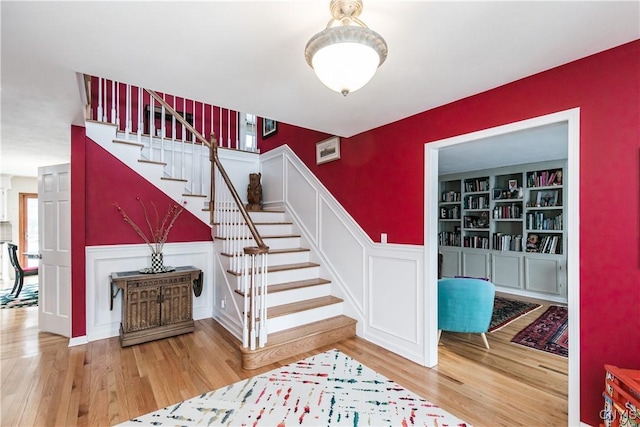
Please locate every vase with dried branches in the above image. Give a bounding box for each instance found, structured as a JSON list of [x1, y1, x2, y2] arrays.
[[115, 198, 184, 273]]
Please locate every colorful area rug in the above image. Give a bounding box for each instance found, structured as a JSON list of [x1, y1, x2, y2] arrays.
[[488, 296, 541, 332], [118, 349, 470, 426], [0, 283, 38, 309], [511, 305, 568, 357]]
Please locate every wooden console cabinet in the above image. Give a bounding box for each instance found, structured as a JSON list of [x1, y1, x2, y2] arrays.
[[110, 266, 202, 347]]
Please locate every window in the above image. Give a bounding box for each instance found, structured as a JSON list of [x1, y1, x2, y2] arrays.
[[239, 113, 257, 152]]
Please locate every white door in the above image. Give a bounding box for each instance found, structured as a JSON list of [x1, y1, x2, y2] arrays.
[[38, 164, 71, 337]]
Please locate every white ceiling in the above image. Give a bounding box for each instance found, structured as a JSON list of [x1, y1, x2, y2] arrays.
[[1, 1, 638, 178]]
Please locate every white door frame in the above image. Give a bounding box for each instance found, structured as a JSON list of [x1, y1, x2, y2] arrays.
[[423, 108, 580, 425]]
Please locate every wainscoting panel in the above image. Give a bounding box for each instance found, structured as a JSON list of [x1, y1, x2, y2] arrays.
[[260, 146, 429, 366], [85, 241, 214, 343], [286, 161, 319, 243], [319, 197, 366, 313], [218, 148, 261, 205], [365, 250, 425, 364], [260, 153, 284, 205]]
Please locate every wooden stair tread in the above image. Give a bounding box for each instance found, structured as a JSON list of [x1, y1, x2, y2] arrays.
[[268, 262, 319, 273], [227, 261, 319, 277], [234, 278, 331, 297], [113, 139, 144, 148], [183, 193, 207, 198], [216, 234, 300, 241], [160, 177, 188, 182], [221, 247, 310, 258], [213, 221, 293, 226], [138, 159, 167, 166], [243, 315, 355, 351], [268, 248, 310, 254], [268, 295, 342, 319]]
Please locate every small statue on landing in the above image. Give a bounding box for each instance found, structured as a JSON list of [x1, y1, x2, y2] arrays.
[[246, 172, 263, 211]]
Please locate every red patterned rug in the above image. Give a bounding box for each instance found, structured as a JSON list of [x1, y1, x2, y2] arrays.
[[511, 305, 568, 357], [489, 296, 541, 332]]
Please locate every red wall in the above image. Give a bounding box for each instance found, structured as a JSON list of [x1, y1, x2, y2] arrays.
[[70, 129, 212, 336], [261, 40, 640, 425]]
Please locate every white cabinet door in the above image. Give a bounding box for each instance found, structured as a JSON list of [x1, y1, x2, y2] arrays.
[[524, 255, 564, 296], [491, 252, 523, 289], [462, 250, 490, 278], [440, 248, 461, 278]]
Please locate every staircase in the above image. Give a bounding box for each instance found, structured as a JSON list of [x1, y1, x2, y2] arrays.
[[217, 209, 356, 370], [85, 117, 356, 371]]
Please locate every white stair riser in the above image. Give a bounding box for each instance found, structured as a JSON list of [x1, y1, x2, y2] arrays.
[[256, 223, 293, 236], [267, 302, 344, 334], [248, 211, 286, 222], [218, 251, 310, 271], [229, 266, 320, 287], [215, 223, 292, 238], [266, 283, 331, 307], [262, 237, 301, 250], [214, 236, 301, 251], [264, 267, 321, 286], [265, 251, 310, 266]]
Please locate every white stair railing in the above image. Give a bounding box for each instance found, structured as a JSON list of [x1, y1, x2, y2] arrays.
[[214, 167, 269, 349], [86, 76, 259, 198]]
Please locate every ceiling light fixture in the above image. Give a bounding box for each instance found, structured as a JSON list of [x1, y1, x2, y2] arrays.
[[305, 0, 388, 97]]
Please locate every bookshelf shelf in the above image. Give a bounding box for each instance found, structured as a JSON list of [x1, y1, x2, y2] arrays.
[[438, 160, 567, 301]]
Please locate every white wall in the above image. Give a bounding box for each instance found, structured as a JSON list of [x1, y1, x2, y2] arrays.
[[260, 146, 429, 366], [84, 241, 214, 343]]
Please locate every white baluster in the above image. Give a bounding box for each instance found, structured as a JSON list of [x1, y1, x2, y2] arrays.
[[111, 80, 116, 125], [115, 82, 120, 129], [125, 84, 131, 137], [236, 111, 239, 150], [97, 77, 103, 122], [137, 87, 143, 142], [171, 96, 176, 177]]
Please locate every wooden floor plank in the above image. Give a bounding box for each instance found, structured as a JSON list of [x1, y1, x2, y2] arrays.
[[0, 296, 567, 426]]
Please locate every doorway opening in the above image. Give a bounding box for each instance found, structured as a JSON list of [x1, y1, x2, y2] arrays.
[[424, 108, 580, 425], [19, 192, 38, 268]]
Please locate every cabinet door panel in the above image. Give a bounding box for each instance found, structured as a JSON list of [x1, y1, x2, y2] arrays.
[[161, 280, 193, 326], [491, 252, 523, 289], [462, 251, 489, 278], [440, 248, 461, 278], [126, 286, 161, 332], [524, 256, 562, 295]]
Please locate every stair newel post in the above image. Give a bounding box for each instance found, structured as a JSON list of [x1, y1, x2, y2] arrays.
[[259, 251, 268, 347], [245, 246, 269, 350], [242, 251, 249, 348]]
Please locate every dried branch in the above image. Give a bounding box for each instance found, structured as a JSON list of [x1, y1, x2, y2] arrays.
[[114, 198, 184, 253]]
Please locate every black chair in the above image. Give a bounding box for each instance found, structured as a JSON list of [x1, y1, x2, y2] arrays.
[[7, 243, 38, 297]]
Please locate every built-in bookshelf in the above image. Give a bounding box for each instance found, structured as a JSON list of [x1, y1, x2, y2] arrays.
[[438, 160, 567, 301]]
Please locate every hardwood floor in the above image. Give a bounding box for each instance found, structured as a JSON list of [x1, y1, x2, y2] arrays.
[[1, 295, 567, 426]]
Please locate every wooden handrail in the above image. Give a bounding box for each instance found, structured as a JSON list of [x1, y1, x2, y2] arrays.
[[146, 89, 268, 252]]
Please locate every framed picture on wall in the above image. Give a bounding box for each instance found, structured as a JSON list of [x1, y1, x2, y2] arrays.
[[262, 118, 277, 138], [316, 136, 341, 164]]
